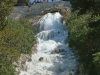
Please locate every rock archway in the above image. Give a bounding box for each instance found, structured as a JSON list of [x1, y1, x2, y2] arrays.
[[29, 4, 71, 24], [32, 4, 71, 34], [9, 2, 71, 22], [41, 4, 71, 21]]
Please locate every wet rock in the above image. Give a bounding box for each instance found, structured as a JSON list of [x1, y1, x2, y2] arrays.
[[13, 62, 20, 67], [32, 39, 38, 54], [59, 68, 63, 72], [28, 58, 32, 62], [32, 43, 38, 54], [69, 72, 72, 75], [13, 54, 31, 74], [32, 22, 40, 34], [51, 49, 66, 54], [39, 57, 44, 61], [20, 64, 26, 71]]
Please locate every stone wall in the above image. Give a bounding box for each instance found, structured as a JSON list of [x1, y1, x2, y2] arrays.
[[9, 1, 71, 21]]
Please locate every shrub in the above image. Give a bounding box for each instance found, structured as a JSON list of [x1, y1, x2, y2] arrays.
[[67, 11, 100, 75], [0, 0, 17, 30], [93, 52, 100, 75], [7, 19, 35, 54], [0, 18, 35, 75], [71, 0, 100, 15], [67, 0, 100, 74], [0, 45, 19, 75]]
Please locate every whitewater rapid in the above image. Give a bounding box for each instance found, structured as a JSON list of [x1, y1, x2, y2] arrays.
[[19, 12, 78, 75]]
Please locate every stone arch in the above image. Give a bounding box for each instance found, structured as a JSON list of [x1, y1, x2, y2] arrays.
[[32, 6, 71, 34], [40, 5, 71, 21]]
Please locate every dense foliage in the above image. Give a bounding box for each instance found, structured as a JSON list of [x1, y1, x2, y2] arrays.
[[0, 0, 35, 75], [17, 0, 30, 3], [0, 19, 35, 75], [67, 0, 100, 75], [71, 0, 100, 15], [0, 0, 17, 30]]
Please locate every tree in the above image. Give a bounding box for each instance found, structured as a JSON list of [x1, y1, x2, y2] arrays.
[[67, 0, 100, 75], [71, 0, 100, 15], [0, 0, 17, 30]]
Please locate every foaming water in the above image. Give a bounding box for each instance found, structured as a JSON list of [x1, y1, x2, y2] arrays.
[[19, 12, 78, 75]]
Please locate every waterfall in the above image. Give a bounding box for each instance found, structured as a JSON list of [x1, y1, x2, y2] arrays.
[[19, 12, 78, 75]]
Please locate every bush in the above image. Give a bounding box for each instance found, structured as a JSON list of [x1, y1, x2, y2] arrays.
[[0, 46, 19, 75], [0, 18, 35, 75], [7, 19, 35, 54], [93, 52, 100, 75], [67, 0, 100, 75], [71, 0, 100, 15], [67, 11, 100, 75], [0, 0, 17, 30]]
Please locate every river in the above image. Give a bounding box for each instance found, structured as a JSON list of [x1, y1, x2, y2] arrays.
[[19, 12, 78, 75]]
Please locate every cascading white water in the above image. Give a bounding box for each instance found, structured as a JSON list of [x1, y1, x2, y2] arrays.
[[19, 12, 78, 75]]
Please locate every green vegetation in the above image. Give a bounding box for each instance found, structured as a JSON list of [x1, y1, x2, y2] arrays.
[[67, 0, 100, 75], [71, 0, 100, 15], [0, 0, 17, 30], [0, 19, 35, 75], [7, 19, 35, 54], [0, 0, 35, 75]]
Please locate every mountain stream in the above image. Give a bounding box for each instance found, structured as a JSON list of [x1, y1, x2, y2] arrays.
[[19, 12, 78, 75]]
